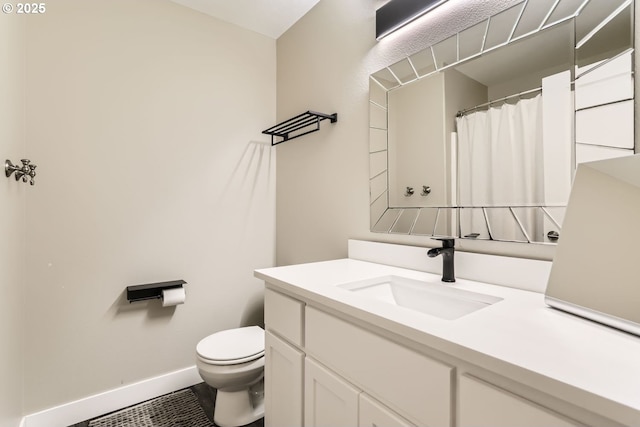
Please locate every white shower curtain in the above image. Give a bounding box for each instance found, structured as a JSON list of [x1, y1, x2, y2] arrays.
[[456, 94, 544, 240]]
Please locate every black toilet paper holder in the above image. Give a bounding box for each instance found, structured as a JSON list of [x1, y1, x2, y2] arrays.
[[126, 280, 186, 303]]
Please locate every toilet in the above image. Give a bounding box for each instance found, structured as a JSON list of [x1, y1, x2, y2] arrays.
[[196, 326, 265, 427]]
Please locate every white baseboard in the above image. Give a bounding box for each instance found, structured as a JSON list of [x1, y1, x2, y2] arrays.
[[22, 366, 201, 427]]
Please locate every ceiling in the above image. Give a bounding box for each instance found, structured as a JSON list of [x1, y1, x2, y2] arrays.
[[169, 0, 321, 39]]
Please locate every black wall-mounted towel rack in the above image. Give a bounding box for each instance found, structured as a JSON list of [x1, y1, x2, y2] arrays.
[[262, 111, 338, 145]]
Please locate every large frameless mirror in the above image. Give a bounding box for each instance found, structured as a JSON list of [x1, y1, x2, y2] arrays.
[[369, 0, 635, 245]]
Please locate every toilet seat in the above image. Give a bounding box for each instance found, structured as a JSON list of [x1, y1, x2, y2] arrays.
[[197, 326, 264, 366]]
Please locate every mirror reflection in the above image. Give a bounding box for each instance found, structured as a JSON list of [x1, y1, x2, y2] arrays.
[[369, 0, 635, 244]]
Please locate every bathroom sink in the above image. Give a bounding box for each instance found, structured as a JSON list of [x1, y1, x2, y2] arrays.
[[338, 275, 502, 320]]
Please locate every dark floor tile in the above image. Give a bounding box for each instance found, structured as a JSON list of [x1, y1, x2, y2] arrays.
[[66, 382, 263, 427], [191, 382, 217, 424], [246, 417, 265, 427]]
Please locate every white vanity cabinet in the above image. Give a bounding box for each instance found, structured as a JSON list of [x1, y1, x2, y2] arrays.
[[263, 285, 622, 427], [257, 246, 640, 426], [458, 375, 581, 427], [264, 288, 420, 427]]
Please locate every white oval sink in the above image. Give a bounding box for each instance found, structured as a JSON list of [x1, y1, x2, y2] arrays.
[[338, 275, 502, 320]]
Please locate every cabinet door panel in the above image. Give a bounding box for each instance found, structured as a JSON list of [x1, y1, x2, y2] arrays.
[[305, 358, 359, 427], [459, 375, 581, 427], [360, 393, 416, 427], [265, 331, 304, 427]]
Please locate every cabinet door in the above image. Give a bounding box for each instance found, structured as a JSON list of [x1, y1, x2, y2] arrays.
[[265, 331, 304, 427], [458, 375, 581, 427], [359, 393, 416, 427], [305, 358, 359, 427], [306, 306, 452, 427]]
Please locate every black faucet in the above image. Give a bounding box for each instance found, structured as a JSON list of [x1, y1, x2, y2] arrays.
[[427, 238, 455, 283]]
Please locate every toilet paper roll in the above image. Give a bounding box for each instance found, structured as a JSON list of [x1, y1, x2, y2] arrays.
[[162, 287, 186, 307]]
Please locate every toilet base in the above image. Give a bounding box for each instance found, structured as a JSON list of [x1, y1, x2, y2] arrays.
[[214, 380, 265, 427]]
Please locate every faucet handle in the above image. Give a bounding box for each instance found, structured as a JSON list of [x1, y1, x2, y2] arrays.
[[28, 163, 36, 185], [432, 237, 455, 248]]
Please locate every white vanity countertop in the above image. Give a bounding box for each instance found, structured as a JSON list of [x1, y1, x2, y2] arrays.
[[255, 258, 640, 424]]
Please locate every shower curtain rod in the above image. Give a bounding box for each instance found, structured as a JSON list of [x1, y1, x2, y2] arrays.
[[456, 86, 542, 118]]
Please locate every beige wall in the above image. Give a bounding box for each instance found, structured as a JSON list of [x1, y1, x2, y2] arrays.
[[388, 73, 446, 208], [274, 0, 561, 266], [0, 12, 26, 427], [23, 0, 275, 412]]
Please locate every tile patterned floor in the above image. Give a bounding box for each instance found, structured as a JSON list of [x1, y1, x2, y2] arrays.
[[67, 383, 264, 427]]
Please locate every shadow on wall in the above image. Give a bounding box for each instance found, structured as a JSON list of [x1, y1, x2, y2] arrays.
[[241, 296, 265, 329], [227, 140, 271, 329], [222, 140, 272, 191], [218, 140, 274, 237]]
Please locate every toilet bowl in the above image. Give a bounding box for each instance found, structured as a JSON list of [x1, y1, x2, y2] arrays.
[[196, 326, 265, 427]]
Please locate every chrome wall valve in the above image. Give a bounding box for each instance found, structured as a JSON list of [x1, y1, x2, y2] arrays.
[[5, 159, 37, 185]]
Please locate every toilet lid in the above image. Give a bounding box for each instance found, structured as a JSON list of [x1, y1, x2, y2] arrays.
[[196, 326, 264, 362]]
